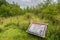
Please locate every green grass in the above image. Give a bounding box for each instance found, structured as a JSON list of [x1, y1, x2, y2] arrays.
[[0, 15, 60, 40], [0, 23, 42, 40]]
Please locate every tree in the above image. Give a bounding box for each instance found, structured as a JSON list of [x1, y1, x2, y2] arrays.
[[58, 0, 60, 3], [0, 0, 7, 5]]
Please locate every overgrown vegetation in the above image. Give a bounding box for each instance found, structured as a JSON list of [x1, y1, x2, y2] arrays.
[[0, 0, 60, 40]]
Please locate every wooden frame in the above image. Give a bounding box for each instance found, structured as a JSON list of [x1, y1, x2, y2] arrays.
[[26, 22, 48, 38]]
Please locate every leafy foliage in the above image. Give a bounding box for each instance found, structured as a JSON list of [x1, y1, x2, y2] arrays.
[[0, 0, 7, 5]]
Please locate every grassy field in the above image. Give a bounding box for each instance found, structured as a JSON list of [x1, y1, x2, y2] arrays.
[[0, 14, 60, 40]]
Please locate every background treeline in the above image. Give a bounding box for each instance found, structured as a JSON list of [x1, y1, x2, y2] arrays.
[[0, 0, 59, 15], [0, 0, 60, 17]]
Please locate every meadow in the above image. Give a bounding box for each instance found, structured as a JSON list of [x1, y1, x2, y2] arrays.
[[0, 0, 60, 40], [0, 14, 60, 40]]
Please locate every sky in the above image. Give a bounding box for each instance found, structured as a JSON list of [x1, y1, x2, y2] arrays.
[[6, 0, 57, 8]]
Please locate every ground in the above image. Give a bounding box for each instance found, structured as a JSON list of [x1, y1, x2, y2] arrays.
[[0, 14, 60, 40]]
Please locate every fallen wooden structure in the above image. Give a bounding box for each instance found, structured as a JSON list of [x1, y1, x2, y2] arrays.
[[26, 22, 48, 38]]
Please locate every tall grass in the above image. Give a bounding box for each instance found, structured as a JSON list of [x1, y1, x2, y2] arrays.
[[0, 14, 60, 40]]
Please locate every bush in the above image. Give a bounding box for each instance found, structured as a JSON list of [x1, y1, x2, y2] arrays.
[[0, 28, 3, 33]]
